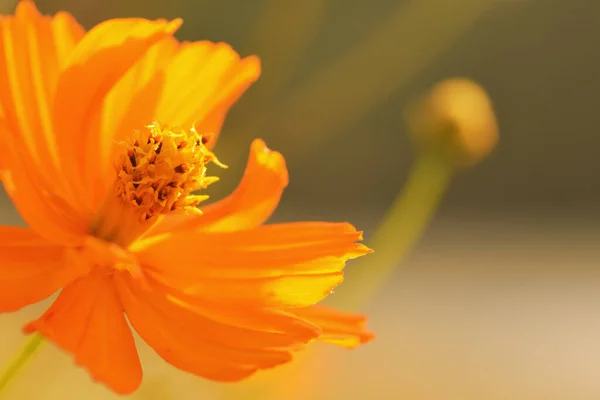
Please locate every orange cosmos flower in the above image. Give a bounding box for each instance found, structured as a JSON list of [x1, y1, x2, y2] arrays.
[[0, 0, 374, 394]]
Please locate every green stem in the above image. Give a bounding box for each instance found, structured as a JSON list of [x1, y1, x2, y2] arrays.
[[0, 334, 44, 396], [329, 147, 455, 310]]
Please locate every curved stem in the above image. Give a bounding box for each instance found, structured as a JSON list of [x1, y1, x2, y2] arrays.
[[0, 334, 44, 396], [330, 147, 455, 310]]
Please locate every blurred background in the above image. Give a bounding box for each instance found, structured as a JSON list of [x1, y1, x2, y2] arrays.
[[1, 0, 599, 398]]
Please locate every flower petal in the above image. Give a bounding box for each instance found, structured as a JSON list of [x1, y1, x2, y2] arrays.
[[154, 41, 261, 149], [292, 305, 375, 349], [0, 1, 84, 183], [187, 138, 287, 231], [0, 122, 86, 244], [24, 272, 142, 394], [0, 1, 87, 243], [148, 138, 288, 236], [116, 273, 317, 382], [53, 17, 181, 211], [137, 222, 372, 308], [90, 38, 179, 208], [0, 226, 81, 312]]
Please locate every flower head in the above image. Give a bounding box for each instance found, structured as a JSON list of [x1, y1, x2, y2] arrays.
[[0, 0, 373, 394]]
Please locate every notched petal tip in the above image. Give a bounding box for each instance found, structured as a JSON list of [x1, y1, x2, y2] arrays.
[[22, 321, 35, 334], [239, 54, 262, 82], [15, 0, 40, 17], [165, 18, 183, 34], [292, 305, 375, 350], [352, 243, 374, 256], [250, 138, 289, 186]]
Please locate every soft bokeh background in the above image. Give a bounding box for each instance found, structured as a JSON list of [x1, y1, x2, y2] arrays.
[[1, 0, 599, 399]]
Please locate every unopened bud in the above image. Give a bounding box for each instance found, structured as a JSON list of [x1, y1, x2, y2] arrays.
[[406, 78, 499, 166]]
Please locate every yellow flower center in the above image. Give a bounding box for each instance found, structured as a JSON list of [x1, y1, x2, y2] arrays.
[[89, 123, 224, 248], [115, 122, 224, 221]]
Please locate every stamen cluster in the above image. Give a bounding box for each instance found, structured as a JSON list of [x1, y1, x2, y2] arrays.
[[115, 123, 224, 221]]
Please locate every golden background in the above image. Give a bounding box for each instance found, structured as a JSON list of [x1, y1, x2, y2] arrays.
[[0, 0, 599, 398]]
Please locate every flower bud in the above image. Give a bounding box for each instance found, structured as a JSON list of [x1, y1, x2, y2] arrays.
[[406, 78, 499, 166]]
